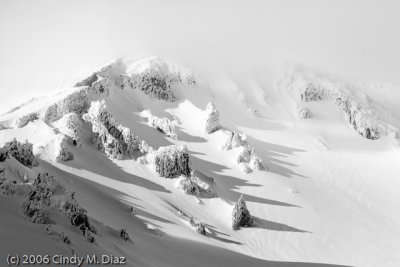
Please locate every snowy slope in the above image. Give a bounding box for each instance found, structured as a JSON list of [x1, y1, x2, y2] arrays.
[[0, 57, 399, 267]]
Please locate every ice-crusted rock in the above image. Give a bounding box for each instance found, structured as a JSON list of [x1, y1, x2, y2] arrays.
[[141, 110, 177, 139], [149, 145, 192, 178], [13, 112, 38, 128], [298, 106, 312, 119], [204, 101, 220, 134], [223, 131, 267, 173], [0, 138, 35, 167], [83, 101, 141, 159], [232, 194, 254, 230], [121, 57, 180, 102]]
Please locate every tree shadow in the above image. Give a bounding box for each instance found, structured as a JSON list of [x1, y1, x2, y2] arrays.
[[37, 160, 175, 230], [61, 144, 170, 193], [252, 216, 311, 233], [190, 155, 300, 208], [176, 126, 207, 143], [244, 134, 308, 179]]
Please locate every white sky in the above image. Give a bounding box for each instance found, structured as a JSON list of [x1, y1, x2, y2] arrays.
[[1, 0, 399, 112]]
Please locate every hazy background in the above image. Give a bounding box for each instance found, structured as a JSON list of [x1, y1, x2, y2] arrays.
[[1, 0, 399, 113]]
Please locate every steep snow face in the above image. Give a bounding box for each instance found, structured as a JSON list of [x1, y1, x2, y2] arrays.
[[1, 57, 400, 267]]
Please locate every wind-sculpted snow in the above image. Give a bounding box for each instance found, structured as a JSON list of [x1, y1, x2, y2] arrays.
[[83, 100, 142, 159], [203, 101, 220, 134], [141, 110, 178, 139], [222, 131, 266, 173]]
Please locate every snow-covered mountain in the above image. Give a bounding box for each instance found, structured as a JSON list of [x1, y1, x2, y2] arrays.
[[1, 56, 399, 267]]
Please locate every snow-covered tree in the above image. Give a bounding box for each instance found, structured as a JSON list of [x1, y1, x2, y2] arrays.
[[232, 194, 254, 230], [204, 101, 220, 134]]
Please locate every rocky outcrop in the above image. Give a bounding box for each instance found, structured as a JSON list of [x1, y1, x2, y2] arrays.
[[297, 106, 312, 119], [141, 110, 177, 139], [203, 101, 220, 134], [150, 145, 192, 178], [13, 112, 38, 128], [222, 131, 266, 173], [232, 194, 254, 230], [83, 101, 142, 159]]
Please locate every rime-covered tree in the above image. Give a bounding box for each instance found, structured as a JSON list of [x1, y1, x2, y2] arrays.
[[232, 194, 254, 230]]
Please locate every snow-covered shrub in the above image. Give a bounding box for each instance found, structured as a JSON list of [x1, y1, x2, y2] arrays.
[[333, 94, 383, 140], [249, 155, 266, 171], [222, 132, 267, 173], [44, 91, 89, 122], [120, 229, 131, 242], [150, 145, 192, 178], [121, 58, 179, 101], [297, 106, 312, 119], [203, 101, 220, 134], [177, 174, 211, 195], [295, 75, 385, 140], [141, 110, 177, 139], [0, 138, 35, 167], [300, 83, 323, 102], [222, 131, 247, 150], [232, 194, 254, 230], [53, 113, 84, 147], [55, 135, 73, 162], [189, 217, 206, 236], [13, 112, 38, 128], [22, 173, 60, 224]]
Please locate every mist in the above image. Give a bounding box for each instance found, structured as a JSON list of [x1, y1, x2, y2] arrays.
[[1, 0, 399, 113]]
